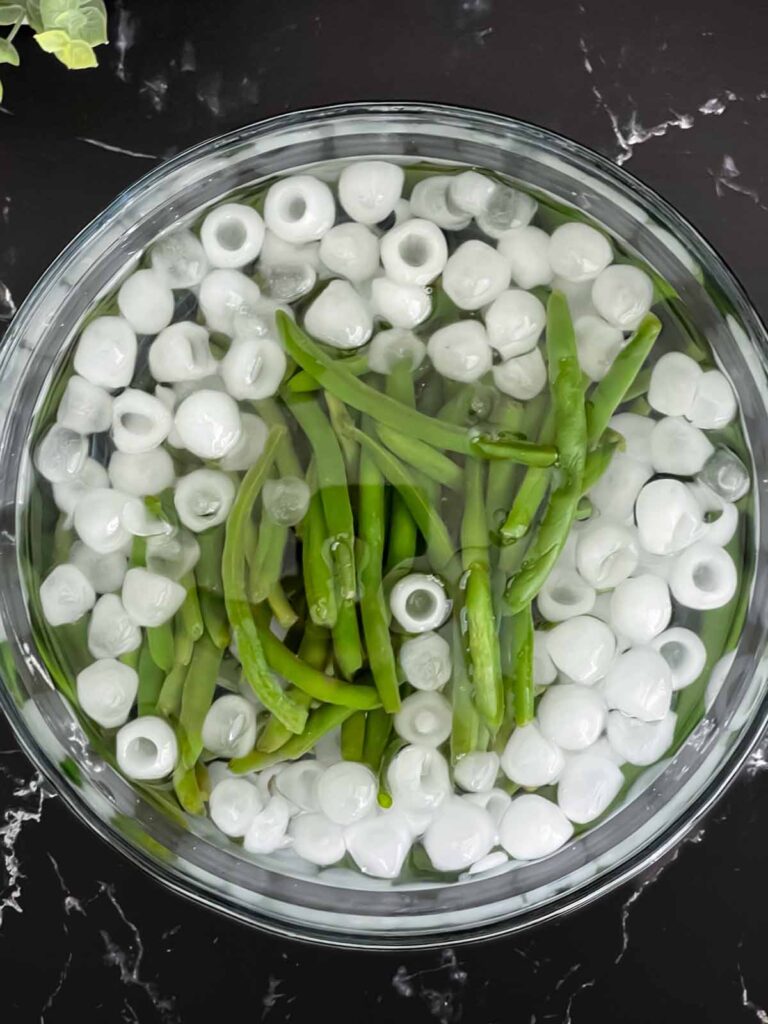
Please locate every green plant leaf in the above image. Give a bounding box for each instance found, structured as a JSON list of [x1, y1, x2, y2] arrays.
[[52, 7, 85, 36], [0, 4, 23, 25], [24, 0, 44, 31], [34, 27, 69, 52], [0, 37, 20, 65], [75, 4, 106, 45], [55, 37, 96, 68], [40, 0, 80, 30]]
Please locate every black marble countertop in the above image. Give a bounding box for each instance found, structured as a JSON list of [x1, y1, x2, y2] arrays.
[[2, 1, 768, 1020]]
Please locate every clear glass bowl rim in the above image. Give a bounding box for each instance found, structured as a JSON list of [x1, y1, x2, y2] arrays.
[[0, 101, 766, 949]]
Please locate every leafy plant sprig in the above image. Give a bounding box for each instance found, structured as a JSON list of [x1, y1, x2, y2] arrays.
[[0, 0, 108, 102]]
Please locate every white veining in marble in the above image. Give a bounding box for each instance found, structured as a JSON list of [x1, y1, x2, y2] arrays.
[[0, 764, 50, 928], [76, 137, 159, 161], [711, 154, 766, 208], [738, 962, 768, 1023], [392, 949, 468, 1023]]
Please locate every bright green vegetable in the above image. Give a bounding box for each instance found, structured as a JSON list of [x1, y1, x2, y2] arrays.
[[362, 708, 393, 772], [302, 463, 339, 628], [341, 711, 367, 761], [376, 423, 463, 490], [222, 425, 308, 734], [146, 620, 175, 674], [196, 526, 230, 650], [384, 364, 418, 573], [511, 606, 535, 726], [450, 618, 481, 762], [155, 662, 187, 721], [137, 640, 165, 717], [505, 292, 588, 613], [358, 424, 401, 713], [229, 703, 355, 774], [288, 353, 368, 393], [586, 313, 662, 445], [278, 313, 555, 462], [486, 399, 525, 532], [178, 634, 222, 769], [249, 515, 288, 604], [500, 408, 555, 544], [461, 458, 503, 732]]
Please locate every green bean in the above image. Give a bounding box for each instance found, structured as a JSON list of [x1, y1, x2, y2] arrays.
[[622, 366, 652, 403], [581, 429, 624, 493], [325, 391, 360, 477], [176, 574, 204, 658], [288, 353, 369, 393], [252, 397, 302, 478], [196, 526, 230, 650], [486, 399, 525, 532], [302, 463, 338, 628], [256, 623, 326, 753], [450, 617, 481, 762], [376, 736, 408, 808], [362, 708, 393, 772], [511, 606, 535, 726], [332, 596, 364, 681], [254, 608, 380, 709], [298, 620, 331, 670], [119, 646, 141, 671], [341, 711, 367, 761], [147, 621, 175, 674], [500, 408, 555, 544], [249, 515, 288, 604], [222, 425, 308, 734], [173, 762, 205, 816], [358, 424, 401, 712], [375, 424, 463, 490], [284, 392, 357, 601], [470, 432, 557, 466], [586, 313, 662, 445], [137, 640, 165, 716], [229, 703, 355, 774], [178, 634, 222, 769], [129, 534, 147, 569], [385, 364, 418, 573], [155, 662, 187, 720], [461, 458, 504, 732], [505, 292, 588, 614], [267, 583, 298, 630], [344, 425, 458, 578], [278, 311, 549, 458]]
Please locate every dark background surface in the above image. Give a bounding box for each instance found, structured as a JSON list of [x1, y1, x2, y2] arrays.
[[2, 1, 768, 1021]]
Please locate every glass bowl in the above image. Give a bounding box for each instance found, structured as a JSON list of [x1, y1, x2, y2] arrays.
[[0, 102, 766, 950]]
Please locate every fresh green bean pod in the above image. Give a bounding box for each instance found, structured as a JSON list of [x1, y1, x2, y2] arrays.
[[229, 703, 355, 774], [362, 708, 393, 772], [375, 424, 463, 490], [302, 463, 339, 628], [222, 425, 308, 734], [341, 712, 367, 761], [358, 424, 401, 713], [586, 313, 662, 445], [178, 633, 223, 769], [137, 640, 165, 716], [505, 292, 588, 614]]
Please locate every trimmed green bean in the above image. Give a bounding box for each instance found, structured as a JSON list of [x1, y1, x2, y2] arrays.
[[358, 425, 401, 712], [450, 617, 481, 762], [249, 515, 288, 604], [137, 640, 165, 716], [586, 313, 662, 445], [222, 425, 308, 734], [298, 620, 331, 670], [511, 606, 535, 726], [332, 596, 364, 681], [173, 762, 205, 816], [500, 408, 555, 544], [147, 620, 175, 674], [486, 399, 525, 532], [325, 391, 360, 477], [267, 582, 298, 630], [581, 429, 624, 493], [362, 708, 393, 772], [254, 608, 380, 709], [302, 463, 338, 628], [284, 392, 357, 601], [344, 425, 458, 578], [288, 353, 369, 393], [229, 703, 355, 774], [375, 424, 463, 490], [461, 458, 503, 732], [196, 526, 230, 650], [384, 364, 418, 573], [278, 312, 553, 459], [505, 291, 588, 614], [155, 662, 187, 720], [178, 633, 222, 769], [341, 711, 367, 761]]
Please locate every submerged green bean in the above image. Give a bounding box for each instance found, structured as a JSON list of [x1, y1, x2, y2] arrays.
[[376, 424, 463, 490], [505, 292, 587, 613], [586, 313, 662, 445], [384, 364, 418, 573], [461, 458, 503, 732], [278, 312, 555, 461], [137, 640, 165, 717], [302, 463, 338, 628], [288, 353, 369, 393], [222, 425, 308, 734], [358, 425, 401, 713], [362, 708, 393, 772], [178, 634, 222, 769], [249, 514, 288, 604], [341, 711, 367, 761], [229, 703, 355, 774]]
